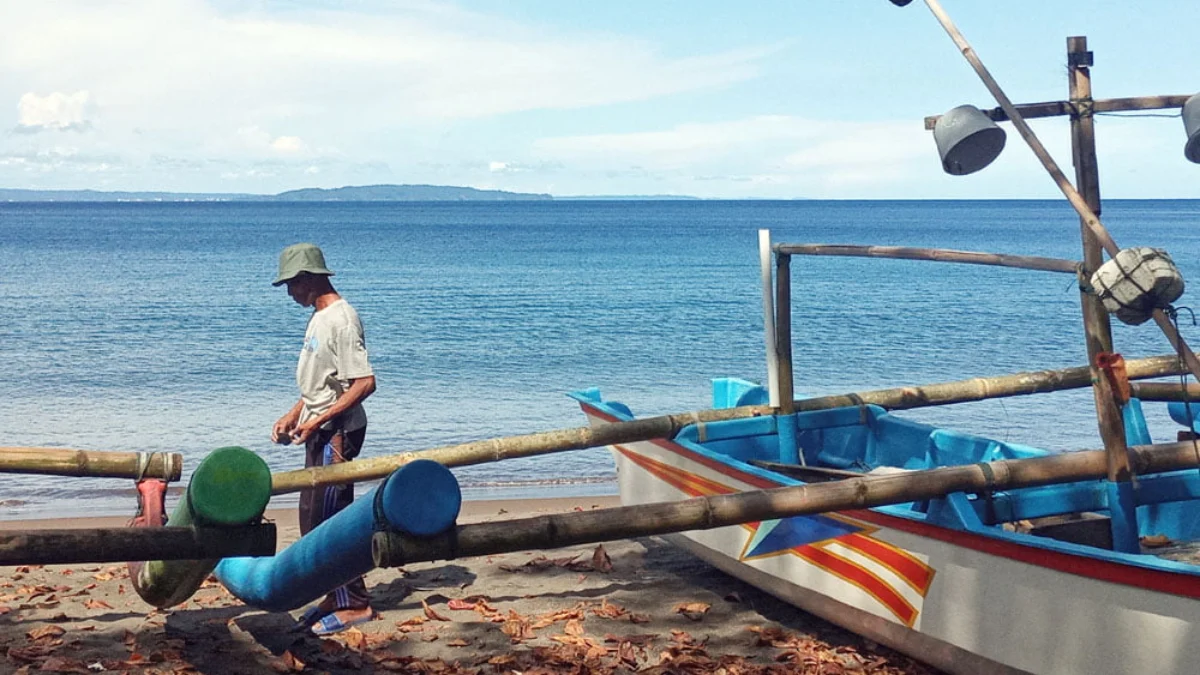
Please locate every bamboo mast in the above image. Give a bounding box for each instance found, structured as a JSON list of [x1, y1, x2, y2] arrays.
[[775, 250, 795, 411], [0, 448, 182, 481], [270, 354, 1188, 494], [774, 249, 800, 464], [1065, 35, 1132, 486], [372, 439, 1200, 568], [919, 0, 1200, 383]]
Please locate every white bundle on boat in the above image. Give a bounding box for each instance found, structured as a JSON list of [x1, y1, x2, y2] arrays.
[[1090, 247, 1185, 325]]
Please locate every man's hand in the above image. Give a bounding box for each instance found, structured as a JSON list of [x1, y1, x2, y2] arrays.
[[272, 408, 300, 444], [290, 418, 322, 445]]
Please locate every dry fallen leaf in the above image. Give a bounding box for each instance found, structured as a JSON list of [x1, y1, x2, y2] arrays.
[[421, 599, 451, 621], [591, 544, 613, 573], [673, 602, 711, 621], [28, 625, 67, 640], [341, 627, 367, 650], [395, 616, 427, 633], [83, 599, 113, 610], [267, 650, 306, 673]]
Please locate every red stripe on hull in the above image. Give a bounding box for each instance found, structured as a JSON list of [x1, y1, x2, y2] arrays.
[[796, 544, 918, 626], [839, 533, 934, 595]]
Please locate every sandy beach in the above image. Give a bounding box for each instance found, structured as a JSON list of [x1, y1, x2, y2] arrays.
[[1, 498, 938, 674]]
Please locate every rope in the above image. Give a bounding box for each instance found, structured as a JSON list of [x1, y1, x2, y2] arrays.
[[1095, 112, 1182, 119], [135, 452, 152, 482]]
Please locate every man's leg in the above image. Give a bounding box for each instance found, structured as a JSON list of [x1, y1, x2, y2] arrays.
[[302, 427, 372, 629]]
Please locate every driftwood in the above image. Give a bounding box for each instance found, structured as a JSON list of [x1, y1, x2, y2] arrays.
[[0, 525, 276, 566], [0, 448, 182, 481], [372, 440, 1200, 568], [271, 354, 1188, 494]]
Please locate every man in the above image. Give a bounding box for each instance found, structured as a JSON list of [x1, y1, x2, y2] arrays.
[[271, 242, 377, 635]]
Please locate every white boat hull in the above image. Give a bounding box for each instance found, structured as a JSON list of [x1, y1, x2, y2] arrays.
[[586, 408, 1200, 675]]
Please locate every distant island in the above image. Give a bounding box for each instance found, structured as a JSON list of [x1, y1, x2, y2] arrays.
[[270, 184, 551, 201], [0, 184, 709, 203], [0, 184, 554, 203]]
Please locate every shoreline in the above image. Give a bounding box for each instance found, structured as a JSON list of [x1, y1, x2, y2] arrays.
[[0, 495, 939, 674], [0, 480, 621, 524]]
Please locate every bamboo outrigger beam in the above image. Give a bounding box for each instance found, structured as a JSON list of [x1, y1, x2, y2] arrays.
[[271, 353, 1188, 494], [776, 244, 1078, 274], [0, 525, 276, 566], [373, 439, 1200, 567], [1130, 381, 1200, 402], [0, 448, 183, 481]]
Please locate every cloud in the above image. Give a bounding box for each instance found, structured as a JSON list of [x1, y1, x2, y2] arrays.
[[270, 136, 307, 154], [0, 2, 768, 128], [234, 126, 311, 157], [15, 91, 94, 133], [532, 116, 936, 196]]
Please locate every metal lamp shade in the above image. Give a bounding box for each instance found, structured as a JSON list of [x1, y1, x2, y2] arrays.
[[1183, 93, 1200, 164], [934, 105, 1007, 175]]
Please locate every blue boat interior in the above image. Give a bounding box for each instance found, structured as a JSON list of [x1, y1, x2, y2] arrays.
[[572, 378, 1200, 563]]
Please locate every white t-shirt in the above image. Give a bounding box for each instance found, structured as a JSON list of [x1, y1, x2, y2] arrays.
[[296, 298, 373, 431]]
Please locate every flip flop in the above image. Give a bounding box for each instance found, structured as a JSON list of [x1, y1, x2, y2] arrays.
[[294, 605, 328, 631], [310, 611, 374, 636]]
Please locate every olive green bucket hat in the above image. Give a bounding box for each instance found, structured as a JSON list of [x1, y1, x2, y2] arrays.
[[273, 242, 335, 286]]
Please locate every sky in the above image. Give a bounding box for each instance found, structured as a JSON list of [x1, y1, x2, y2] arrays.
[[2, 0, 1199, 199]]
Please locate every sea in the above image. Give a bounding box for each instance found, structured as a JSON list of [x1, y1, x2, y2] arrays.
[[3, 199, 1199, 520]]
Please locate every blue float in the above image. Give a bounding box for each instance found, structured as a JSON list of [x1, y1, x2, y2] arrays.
[[215, 458, 461, 611]]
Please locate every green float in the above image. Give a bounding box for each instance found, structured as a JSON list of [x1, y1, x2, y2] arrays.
[[132, 446, 273, 608]]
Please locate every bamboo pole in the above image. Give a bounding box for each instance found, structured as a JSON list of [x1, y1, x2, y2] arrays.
[[775, 252, 795, 414], [270, 354, 1188, 495], [776, 244, 1078, 274], [759, 230, 781, 408], [372, 439, 1200, 567], [924, 95, 1194, 129], [0, 448, 182, 481], [1066, 35, 1131, 483], [919, 0, 1200, 384], [0, 525, 276, 566], [1130, 381, 1200, 402]]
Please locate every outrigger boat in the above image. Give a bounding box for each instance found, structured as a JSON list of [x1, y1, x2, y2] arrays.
[[569, 4, 1200, 675], [572, 366, 1200, 675]]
